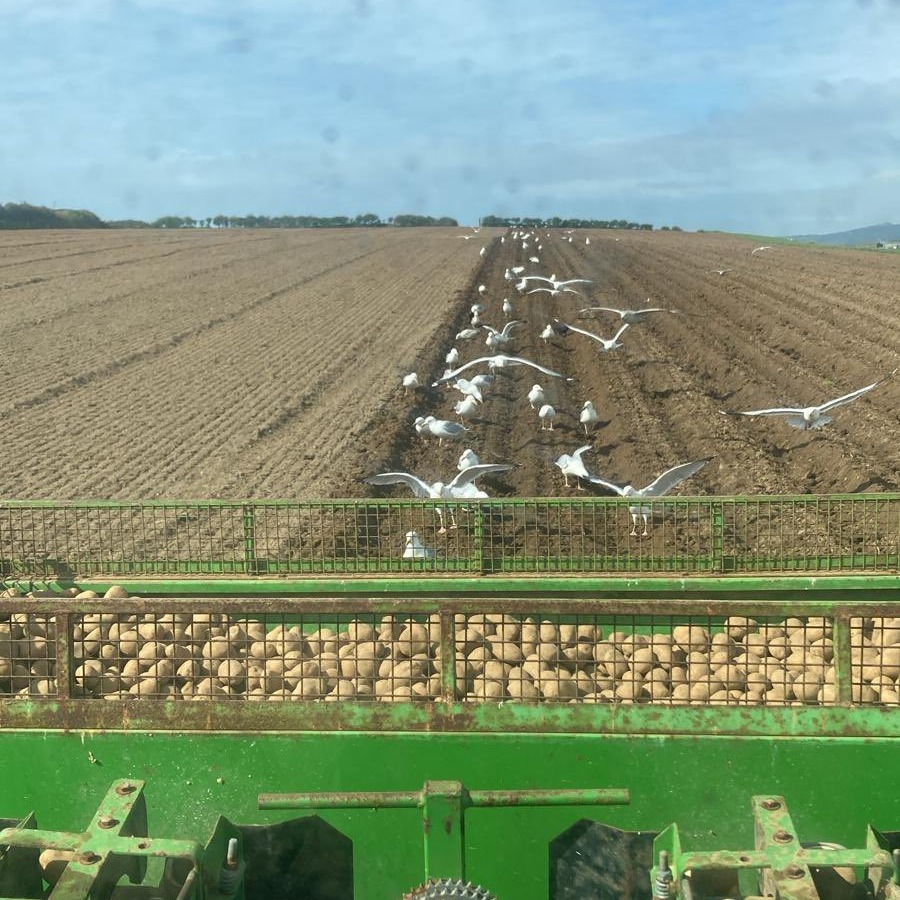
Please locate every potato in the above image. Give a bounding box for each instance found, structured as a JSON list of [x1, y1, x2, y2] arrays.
[[103, 585, 130, 599], [395, 624, 430, 657], [672, 625, 710, 653]]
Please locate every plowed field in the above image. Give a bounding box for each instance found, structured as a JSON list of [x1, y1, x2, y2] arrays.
[[1, 228, 898, 500]]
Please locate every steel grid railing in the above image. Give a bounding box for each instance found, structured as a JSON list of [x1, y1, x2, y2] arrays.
[[2, 597, 899, 709], [0, 496, 898, 578]]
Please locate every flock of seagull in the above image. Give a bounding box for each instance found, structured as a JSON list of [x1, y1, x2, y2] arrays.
[[363, 229, 895, 543]]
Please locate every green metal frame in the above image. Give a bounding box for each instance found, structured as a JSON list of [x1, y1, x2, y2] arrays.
[[2, 495, 898, 578]]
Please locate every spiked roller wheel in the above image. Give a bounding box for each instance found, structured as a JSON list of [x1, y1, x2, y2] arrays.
[[402, 878, 497, 899]]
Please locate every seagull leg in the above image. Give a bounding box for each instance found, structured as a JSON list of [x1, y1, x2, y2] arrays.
[[562, 474, 569, 487], [629, 514, 639, 537], [641, 515, 649, 538], [576, 479, 585, 491], [449, 509, 458, 530]]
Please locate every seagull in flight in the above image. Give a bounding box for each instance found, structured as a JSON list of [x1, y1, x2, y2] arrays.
[[579, 305, 674, 325], [433, 355, 573, 385], [709, 268, 732, 276], [527, 286, 584, 298], [554, 319, 630, 351], [363, 465, 514, 532], [520, 274, 592, 291], [751, 245, 773, 256], [721, 373, 895, 431], [590, 458, 713, 536]]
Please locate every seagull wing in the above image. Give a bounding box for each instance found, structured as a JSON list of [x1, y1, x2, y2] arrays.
[[554, 320, 606, 346], [500, 320, 524, 337], [586, 475, 628, 495], [363, 473, 435, 498], [611, 323, 630, 342], [579, 306, 625, 316], [819, 376, 891, 412], [639, 458, 713, 497], [726, 406, 804, 418], [520, 275, 553, 284], [570, 444, 593, 460], [448, 463, 516, 490], [557, 279, 592, 286], [504, 355, 572, 378], [433, 358, 496, 384]]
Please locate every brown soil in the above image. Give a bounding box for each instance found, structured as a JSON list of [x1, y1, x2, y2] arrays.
[[1, 228, 898, 500]]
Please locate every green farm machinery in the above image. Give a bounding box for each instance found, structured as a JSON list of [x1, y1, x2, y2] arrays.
[[1, 495, 899, 899]]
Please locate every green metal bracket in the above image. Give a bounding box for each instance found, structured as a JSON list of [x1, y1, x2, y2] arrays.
[[258, 781, 630, 883], [0, 779, 203, 899], [653, 795, 896, 900]]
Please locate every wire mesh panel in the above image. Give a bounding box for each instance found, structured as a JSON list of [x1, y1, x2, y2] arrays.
[[69, 611, 441, 702], [0, 612, 57, 698], [453, 613, 845, 706], [1, 497, 899, 577], [850, 616, 900, 705]]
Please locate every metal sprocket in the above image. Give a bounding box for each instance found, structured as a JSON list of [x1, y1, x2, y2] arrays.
[[402, 878, 498, 899]]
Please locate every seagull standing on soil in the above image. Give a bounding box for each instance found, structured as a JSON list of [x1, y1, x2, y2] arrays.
[[455, 327, 480, 340], [454, 378, 484, 403], [555, 320, 630, 351], [538, 403, 556, 430], [721, 373, 895, 431], [426, 418, 470, 445], [580, 401, 599, 434], [470, 373, 495, 390], [539, 324, 555, 343], [502, 298, 513, 318], [527, 384, 546, 409], [554, 444, 602, 490], [477, 285, 487, 295], [483, 320, 523, 349], [445, 347, 460, 367], [363, 464, 515, 532], [590, 458, 713, 537], [480, 246, 486, 257], [434, 355, 573, 385], [454, 395, 480, 421], [402, 372, 419, 394]]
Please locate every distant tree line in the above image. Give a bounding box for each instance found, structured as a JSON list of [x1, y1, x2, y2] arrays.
[[0, 202, 107, 229], [0, 203, 460, 230], [480, 215, 656, 230]]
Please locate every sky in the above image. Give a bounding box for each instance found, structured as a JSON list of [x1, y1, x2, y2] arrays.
[[2, 0, 900, 234]]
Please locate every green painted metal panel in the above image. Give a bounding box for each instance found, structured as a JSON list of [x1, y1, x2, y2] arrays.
[[0, 731, 897, 900]]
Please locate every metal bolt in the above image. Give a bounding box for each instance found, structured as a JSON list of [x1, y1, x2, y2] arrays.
[[786, 865, 804, 879], [773, 830, 794, 844], [761, 799, 781, 810], [98, 816, 118, 829], [78, 851, 101, 865], [116, 783, 137, 796]]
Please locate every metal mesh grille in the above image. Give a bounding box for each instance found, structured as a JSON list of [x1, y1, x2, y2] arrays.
[[71, 612, 439, 702], [456, 614, 837, 705], [851, 616, 900, 705], [0, 613, 57, 698], [1, 497, 898, 577]]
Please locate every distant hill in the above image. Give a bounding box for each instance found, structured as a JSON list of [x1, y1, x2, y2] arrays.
[[790, 222, 900, 246]]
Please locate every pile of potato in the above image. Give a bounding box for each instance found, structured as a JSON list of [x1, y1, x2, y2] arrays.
[[2, 586, 899, 705]]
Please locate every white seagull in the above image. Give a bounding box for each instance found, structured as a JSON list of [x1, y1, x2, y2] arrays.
[[426, 417, 469, 445], [527, 286, 584, 298], [539, 324, 555, 343], [479, 246, 486, 257], [470, 373, 495, 390], [751, 245, 773, 255], [402, 372, 419, 394], [455, 327, 480, 341], [454, 395, 480, 421], [433, 355, 573, 385], [554, 444, 602, 490], [520, 274, 592, 291], [471, 303, 486, 315], [457, 448, 480, 471], [483, 320, 523, 349], [538, 403, 556, 430], [721, 373, 895, 431], [364, 465, 514, 532], [709, 268, 732, 276], [580, 401, 599, 434], [528, 255, 540, 263], [527, 384, 546, 409], [555, 319, 630, 351], [502, 298, 513, 318], [590, 458, 713, 536], [579, 305, 674, 325], [454, 378, 484, 403], [445, 347, 460, 366]]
